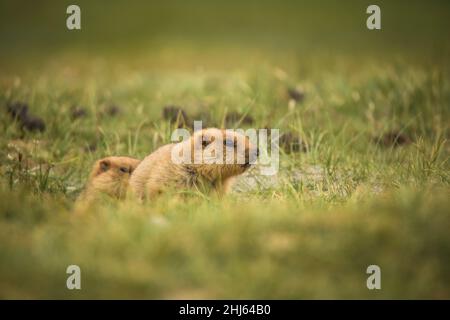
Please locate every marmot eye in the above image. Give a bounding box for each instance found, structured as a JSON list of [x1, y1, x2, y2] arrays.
[[224, 139, 235, 147], [202, 140, 210, 147], [119, 167, 129, 173]]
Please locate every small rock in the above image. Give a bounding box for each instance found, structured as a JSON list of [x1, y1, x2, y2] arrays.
[[232, 166, 280, 193]]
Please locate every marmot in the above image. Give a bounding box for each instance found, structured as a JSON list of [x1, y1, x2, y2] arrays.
[[129, 128, 258, 199], [79, 156, 141, 202]]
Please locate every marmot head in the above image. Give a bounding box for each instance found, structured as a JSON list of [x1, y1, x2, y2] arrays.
[[187, 128, 259, 181], [87, 156, 141, 199]]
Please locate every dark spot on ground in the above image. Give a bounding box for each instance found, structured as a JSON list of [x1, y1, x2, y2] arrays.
[[105, 104, 121, 117], [263, 127, 307, 153], [287, 87, 305, 103], [375, 131, 412, 147], [6, 101, 29, 121], [20, 116, 46, 132], [225, 111, 254, 126], [191, 111, 217, 128], [162, 105, 191, 128], [70, 106, 88, 120], [84, 142, 97, 152], [6, 101, 46, 133], [280, 132, 307, 153]]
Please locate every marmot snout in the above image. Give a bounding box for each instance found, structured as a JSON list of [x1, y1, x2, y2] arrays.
[[129, 128, 258, 199]]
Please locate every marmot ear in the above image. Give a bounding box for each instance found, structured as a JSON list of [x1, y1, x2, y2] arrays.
[[99, 159, 110, 173]]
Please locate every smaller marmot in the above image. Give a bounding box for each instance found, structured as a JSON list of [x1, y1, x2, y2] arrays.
[[79, 156, 141, 202], [129, 128, 258, 199]]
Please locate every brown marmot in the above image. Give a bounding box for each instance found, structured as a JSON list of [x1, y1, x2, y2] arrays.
[[129, 128, 258, 199], [79, 156, 141, 202]]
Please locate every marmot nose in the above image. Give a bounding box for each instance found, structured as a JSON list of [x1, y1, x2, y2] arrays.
[[245, 148, 259, 165]]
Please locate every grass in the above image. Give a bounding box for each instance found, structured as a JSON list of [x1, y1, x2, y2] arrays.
[[0, 0, 449, 299]]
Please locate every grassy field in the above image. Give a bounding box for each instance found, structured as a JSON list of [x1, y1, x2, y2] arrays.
[[0, 0, 449, 299]]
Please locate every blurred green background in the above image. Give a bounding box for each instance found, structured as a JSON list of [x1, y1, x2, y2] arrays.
[[1, 0, 449, 66]]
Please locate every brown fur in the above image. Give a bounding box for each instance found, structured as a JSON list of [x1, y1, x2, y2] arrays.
[[79, 156, 141, 202], [129, 128, 258, 199]]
